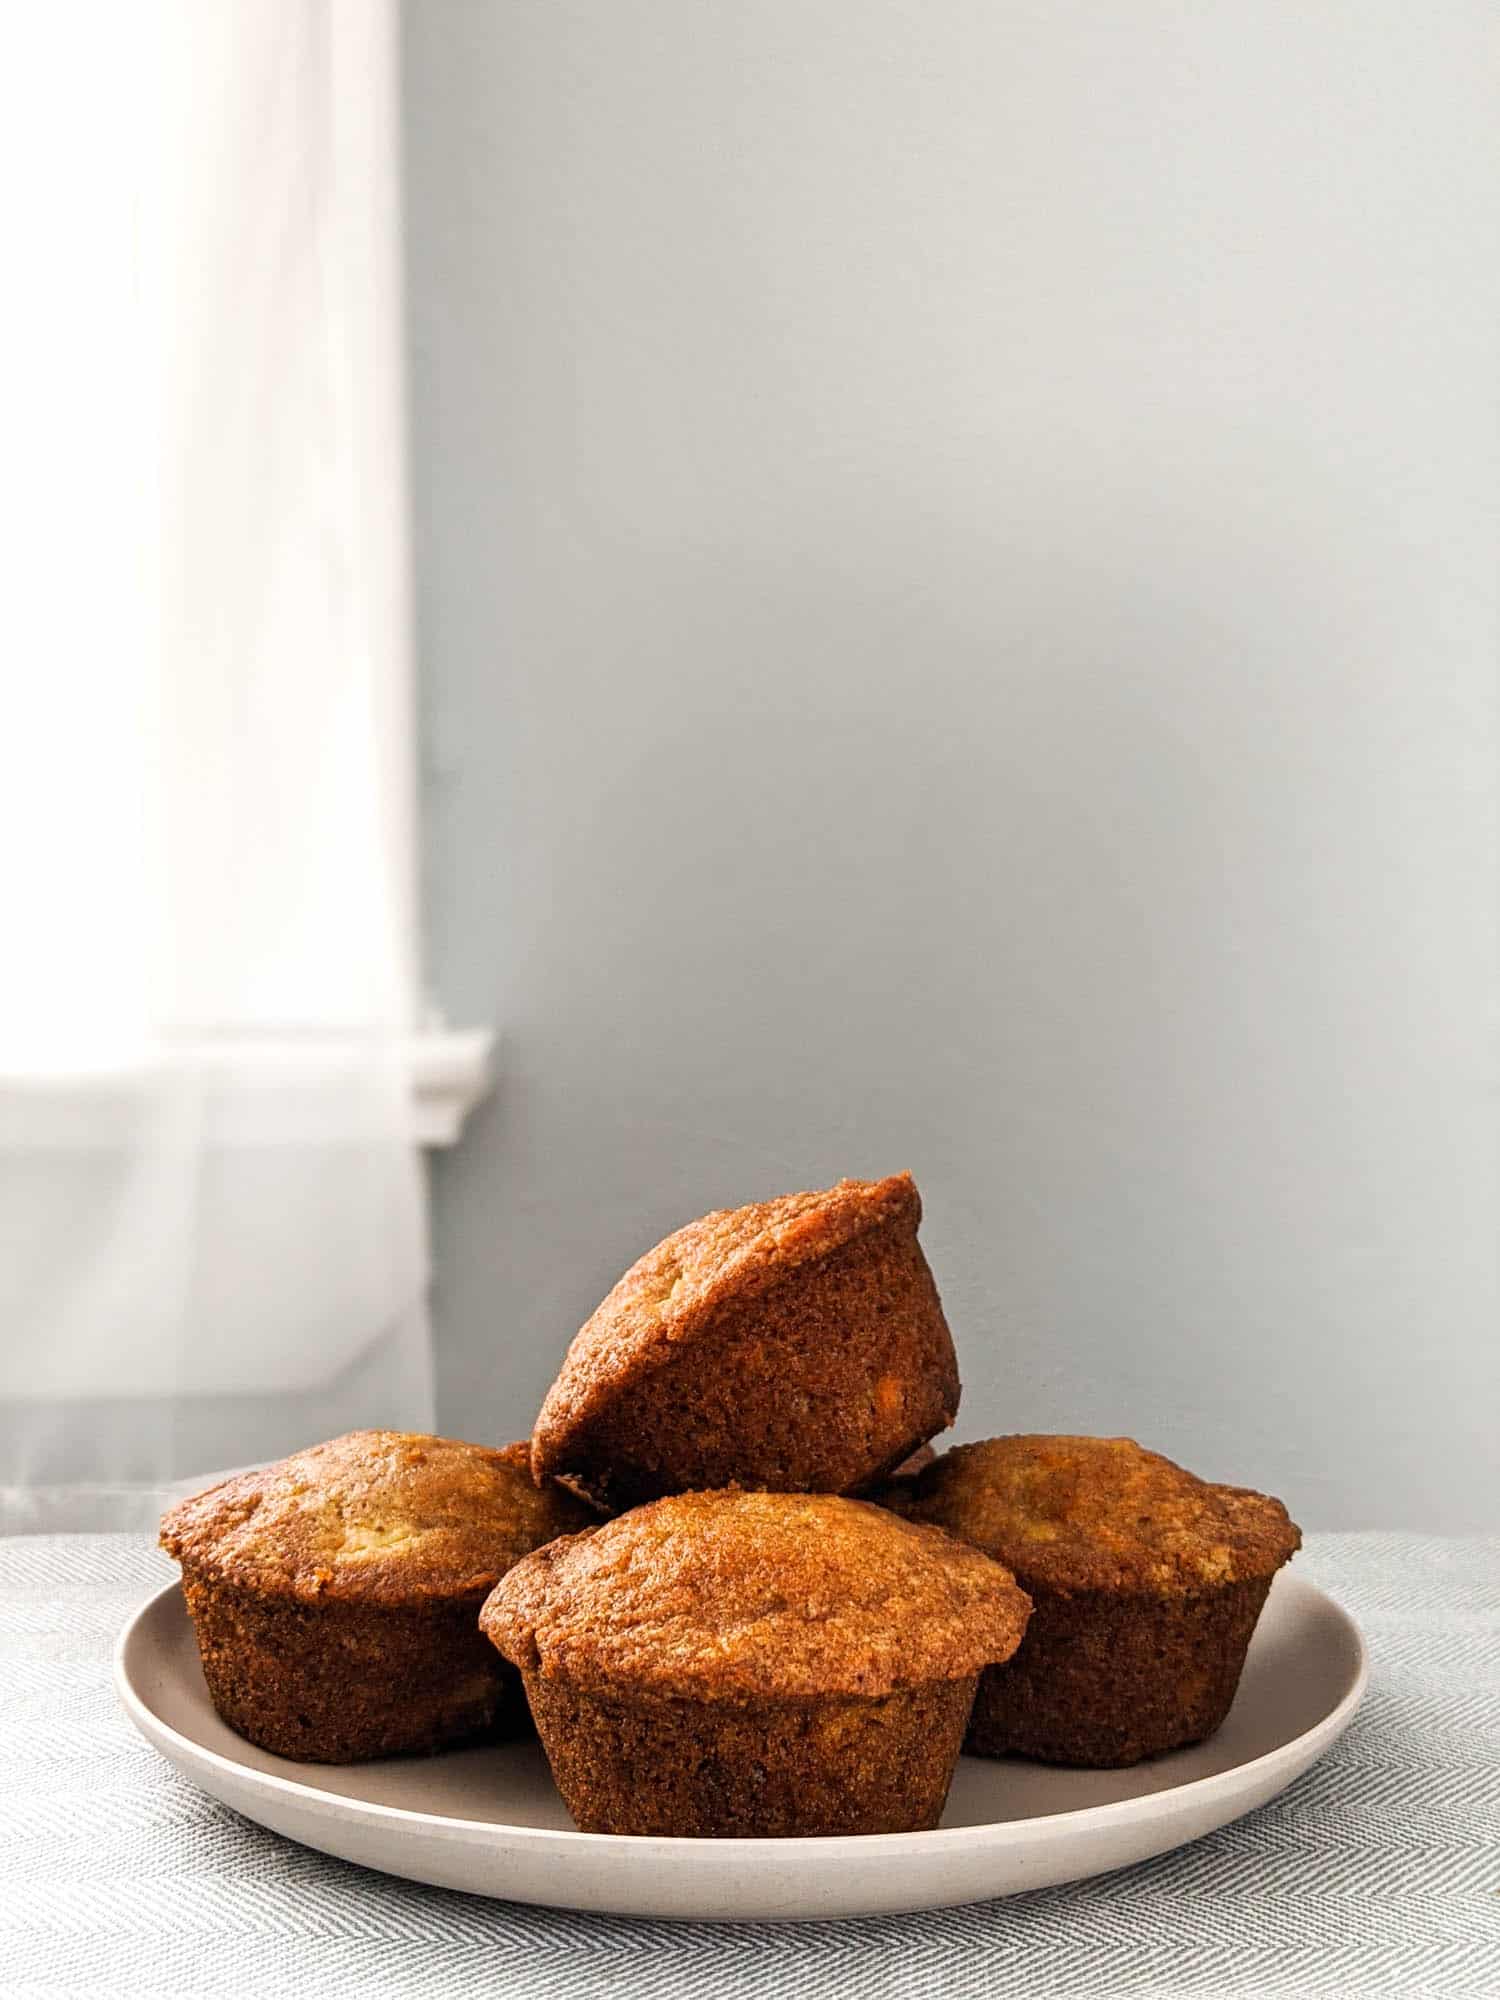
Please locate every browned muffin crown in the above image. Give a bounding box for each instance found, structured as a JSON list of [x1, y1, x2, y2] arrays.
[[481, 1487, 1030, 1701], [531, 1172, 960, 1504], [890, 1435, 1301, 1595], [160, 1430, 596, 1607]]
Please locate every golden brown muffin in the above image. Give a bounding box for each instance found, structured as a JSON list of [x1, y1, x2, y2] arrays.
[[160, 1431, 598, 1763], [480, 1488, 1031, 1837], [883, 1435, 1300, 1767], [531, 1173, 960, 1508]]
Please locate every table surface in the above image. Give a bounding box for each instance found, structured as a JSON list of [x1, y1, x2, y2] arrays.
[[2, 1531, 1496, 2000]]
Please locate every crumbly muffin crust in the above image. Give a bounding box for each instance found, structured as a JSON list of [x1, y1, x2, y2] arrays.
[[891, 1435, 1300, 1595], [540, 1176, 920, 1414], [175, 1585, 526, 1764], [481, 1487, 1030, 1701], [531, 1174, 961, 1504], [881, 1435, 1301, 1768], [521, 1673, 980, 1838], [161, 1431, 595, 1606], [962, 1576, 1277, 1766], [161, 1433, 599, 1763]]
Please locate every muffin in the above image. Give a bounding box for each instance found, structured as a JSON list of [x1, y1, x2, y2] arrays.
[[480, 1488, 1031, 1837], [885, 1435, 1300, 1767], [160, 1431, 598, 1763], [532, 1173, 960, 1508]]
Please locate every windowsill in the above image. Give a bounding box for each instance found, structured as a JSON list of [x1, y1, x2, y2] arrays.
[[0, 1026, 497, 1149], [408, 1026, 496, 1145]]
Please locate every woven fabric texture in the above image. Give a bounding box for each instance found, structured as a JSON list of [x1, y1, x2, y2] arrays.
[[1, 1531, 1496, 1999]]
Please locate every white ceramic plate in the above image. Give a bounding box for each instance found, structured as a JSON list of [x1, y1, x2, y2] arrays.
[[116, 1571, 1364, 1922]]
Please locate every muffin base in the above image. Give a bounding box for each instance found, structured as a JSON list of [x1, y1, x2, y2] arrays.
[[967, 1578, 1273, 1767], [180, 1568, 524, 1763], [523, 1671, 979, 1837], [551, 1223, 960, 1509]]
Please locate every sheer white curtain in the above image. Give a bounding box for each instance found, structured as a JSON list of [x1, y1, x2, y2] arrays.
[[0, 1, 433, 1527]]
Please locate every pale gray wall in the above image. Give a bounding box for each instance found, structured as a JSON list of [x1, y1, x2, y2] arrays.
[[404, 1, 1499, 1530]]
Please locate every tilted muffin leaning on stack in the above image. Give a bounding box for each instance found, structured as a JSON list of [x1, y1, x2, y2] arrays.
[[532, 1172, 958, 1508], [158, 1171, 1301, 1836]]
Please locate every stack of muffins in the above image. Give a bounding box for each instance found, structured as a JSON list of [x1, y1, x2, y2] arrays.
[[161, 1172, 1300, 1838]]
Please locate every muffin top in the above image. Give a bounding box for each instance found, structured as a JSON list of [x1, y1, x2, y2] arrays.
[[160, 1431, 597, 1606], [888, 1436, 1299, 1596], [480, 1487, 1031, 1700], [533, 1173, 921, 1481]]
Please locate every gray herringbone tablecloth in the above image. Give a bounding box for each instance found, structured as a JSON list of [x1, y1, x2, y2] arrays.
[[1, 1532, 1496, 1999]]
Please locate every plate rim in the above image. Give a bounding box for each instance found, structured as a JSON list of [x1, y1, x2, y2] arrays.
[[115, 1568, 1367, 1857]]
